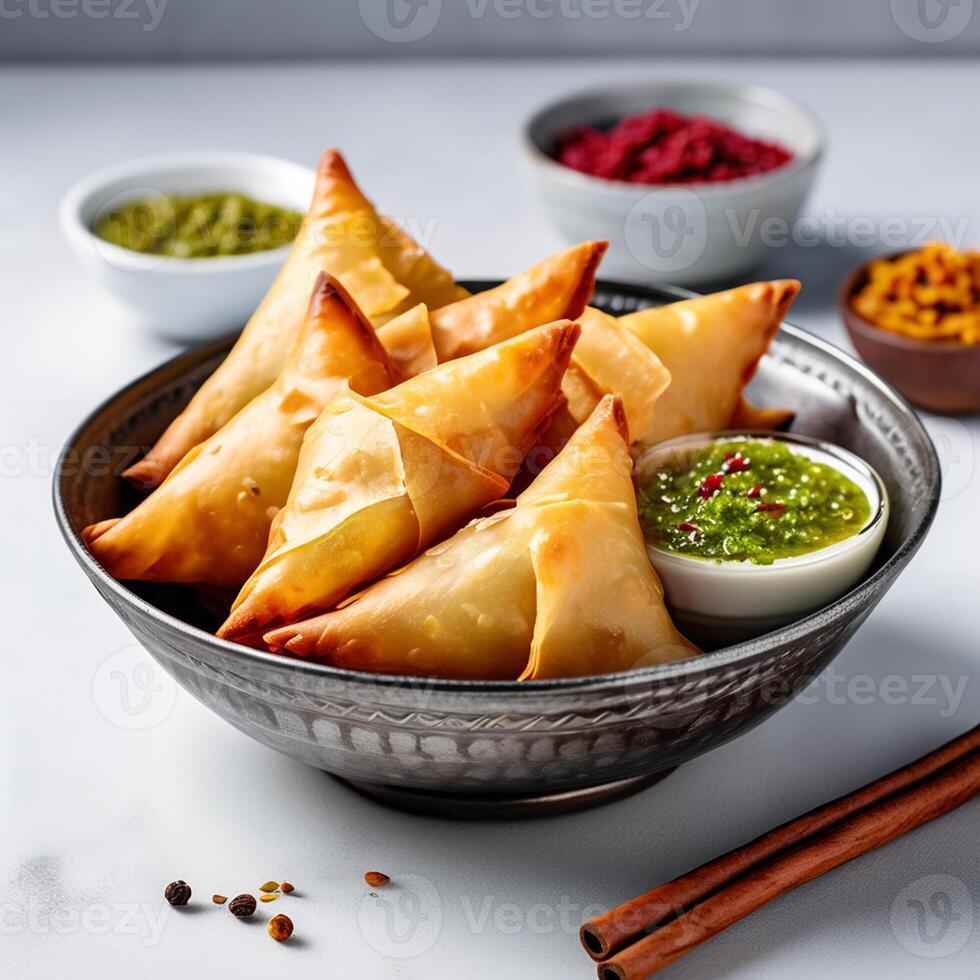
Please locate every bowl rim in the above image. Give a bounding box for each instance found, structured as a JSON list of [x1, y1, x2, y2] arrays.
[[521, 79, 826, 200], [638, 428, 889, 572], [53, 278, 940, 696], [57, 150, 316, 274], [838, 247, 980, 354]]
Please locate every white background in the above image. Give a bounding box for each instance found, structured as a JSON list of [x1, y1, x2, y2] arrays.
[[1, 58, 978, 978]]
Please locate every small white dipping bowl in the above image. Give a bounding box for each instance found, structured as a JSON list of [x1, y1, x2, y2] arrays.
[[522, 82, 824, 287], [59, 152, 315, 342], [634, 431, 888, 645]]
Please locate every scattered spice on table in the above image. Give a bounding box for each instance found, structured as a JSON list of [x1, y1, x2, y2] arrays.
[[268, 914, 294, 942], [554, 107, 793, 185], [364, 871, 391, 888], [164, 880, 191, 907], [229, 893, 257, 918], [162, 874, 302, 946]]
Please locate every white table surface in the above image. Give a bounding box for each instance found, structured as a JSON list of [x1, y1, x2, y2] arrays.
[[2, 57, 977, 979]]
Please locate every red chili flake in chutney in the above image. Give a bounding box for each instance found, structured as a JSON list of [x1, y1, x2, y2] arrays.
[[698, 472, 725, 499], [722, 452, 752, 474], [555, 108, 793, 185], [746, 484, 763, 499], [756, 501, 787, 517], [677, 521, 701, 534]]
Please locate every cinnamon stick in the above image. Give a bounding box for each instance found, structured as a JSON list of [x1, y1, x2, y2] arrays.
[[597, 748, 980, 980], [581, 724, 980, 960]]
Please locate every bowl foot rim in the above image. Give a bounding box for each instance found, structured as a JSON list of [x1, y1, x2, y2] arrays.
[[330, 768, 677, 819]]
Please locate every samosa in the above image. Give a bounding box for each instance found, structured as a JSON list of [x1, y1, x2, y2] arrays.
[[617, 279, 800, 447], [84, 274, 396, 588], [266, 395, 696, 679], [426, 241, 607, 361], [218, 321, 580, 644], [123, 149, 462, 489], [519, 281, 800, 470]]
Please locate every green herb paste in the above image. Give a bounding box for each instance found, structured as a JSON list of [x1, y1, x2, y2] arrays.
[[638, 439, 871, 565], [94, 192, 302, 258]]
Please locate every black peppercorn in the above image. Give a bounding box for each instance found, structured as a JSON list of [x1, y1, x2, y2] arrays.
[[229, 893, 257, 918], [165, 880, 192, 907]]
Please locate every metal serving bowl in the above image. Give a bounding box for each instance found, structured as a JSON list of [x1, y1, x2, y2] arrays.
[[54, 281, 940, 817]]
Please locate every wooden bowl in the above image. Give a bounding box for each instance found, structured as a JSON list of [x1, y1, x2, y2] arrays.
[[839, 254, 980, 414]]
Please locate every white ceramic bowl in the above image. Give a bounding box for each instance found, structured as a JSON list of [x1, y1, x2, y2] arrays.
[[634, 431, 888, 645], [59, 152, 315, 341], [522, 82, 824, 287]]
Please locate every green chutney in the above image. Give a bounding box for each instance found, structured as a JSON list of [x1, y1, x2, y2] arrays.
[[93, 192, 303, 258], [638, 438, 871, 566]]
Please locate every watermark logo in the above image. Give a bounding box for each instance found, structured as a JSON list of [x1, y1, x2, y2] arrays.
[[795, 668, 970, 719], [0, 897, 168, 946], [90, 186, 173, 271], [624, 189, 708, 276], [462, 0, 700, 28], [891, 0, 974, 42], [0, 0, 169, 31], [726, 208, 970, 252], [92, 644, 177, 730], [359, 0, 443, 42], [922, 415, 976, 502], [891, 874, 973, 957], [357, 873, 442, 957], [460, 893, 607, 935], [359, 0, 699, 39]]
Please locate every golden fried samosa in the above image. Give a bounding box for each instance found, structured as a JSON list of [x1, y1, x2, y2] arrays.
[[374, 239, 607, 378], [375, 303, 437, 378], [373, 217, 469, 319], [618, 279, 800, 447], [427, 240, 607, 360], [218, 321, 580, 644], [513, 305, 670, 480], [266, 396, 696, 679], [506, 281, 796, 471], [123, 149, 460, 489], [84, 274, 396, 588], [560, 305, 670, 443]]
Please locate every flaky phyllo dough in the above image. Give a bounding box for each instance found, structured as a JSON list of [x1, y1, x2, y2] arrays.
[[375, 238, 606, 375], [218, 322, 580, 644], [613, 279, 800, 447], [123, 149, 465, 489], [84, 274, 397, 587], [535, 280, 800, 460], [266, 396, 697, 680]]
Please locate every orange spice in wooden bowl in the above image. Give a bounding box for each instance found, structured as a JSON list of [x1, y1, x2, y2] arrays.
[[839, 245, 980, 412]]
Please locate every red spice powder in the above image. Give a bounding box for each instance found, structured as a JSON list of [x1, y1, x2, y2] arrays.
[[554, 107, 793, 185]]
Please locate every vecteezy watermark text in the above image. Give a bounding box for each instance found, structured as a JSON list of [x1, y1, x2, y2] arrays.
[[0, 897, 168, 946], [461, 0, 700, 29], [359, 0, 699, 42], [0, 0, 168, 31], [726, 209, 970, 252]]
